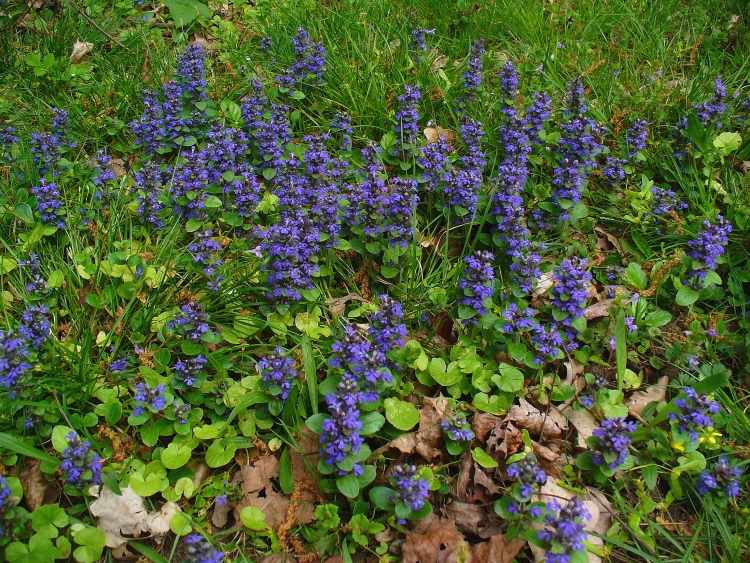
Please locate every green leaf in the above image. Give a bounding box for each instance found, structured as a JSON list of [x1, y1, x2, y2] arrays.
[[0, 432, 60, 465], [305, 413, 327, 434], [713, 131, 742, 155], [644, 310, 671, 328], [369, 486, 395, 509], [615, 311, 627, 389], [302, 337, 318, 414], [336, 474, 360, 498], [240, 506, 268, 531], [496, 363, 524, 393], [161, 442, 192, 469], [204, 195, 222, 208], [205, 439, 238, 468], [47, 269, 65, 288], [471, 447, 498, 468], [676, 286, 699, 307], [623, 262, 648, 290], [165, 0, 210, 26], [279, 448, 293, 495], [0, 256, 18, 275], [360, 412, 385, 435], [51, 425, 74, 453], [169, 511, 192, 536], [384, 398, 420, 431]]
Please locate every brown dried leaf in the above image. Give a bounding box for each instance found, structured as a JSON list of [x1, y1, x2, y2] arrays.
[[507, 398, 567, 439], [20, 459, 51, 511], [445, 501, 503, 539], [472, 413, 502, 442], [69, 40, 93, 63], [486, 421, 523, 460], [211, 501, 231, 528], [532, 272, 555, 298], [402, 515, 470, 563], [627, 375, 668, 417], [326, 293, 364, 317], [416, 396, 448, 461], [471, 533, 526, 563], [237, 455, 278, 493], [584, 299, 614, 320], [430, 53, 449, 71], [473, 466, 500, 495], [233, 454, 294, 530], [594, 226, 623, 254], [423, 126, 456, 145]]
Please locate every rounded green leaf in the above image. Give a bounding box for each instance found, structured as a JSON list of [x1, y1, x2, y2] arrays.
[[240, 506, 268, 531], [471, 447, 498, 469], [336, 474, 360, 498], [161, 442, 192, 469], [169, 511, 192, 536], [384, 398, 420, 431], [51, 425, 73, 453]]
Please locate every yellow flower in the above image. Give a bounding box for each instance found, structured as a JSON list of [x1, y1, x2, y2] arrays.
[[699, 427, 722, 449], [671, 440, 686, 453]]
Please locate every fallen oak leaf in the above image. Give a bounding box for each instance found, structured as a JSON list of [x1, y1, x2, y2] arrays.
[[445, 501, 503, 538], [507, 398, 567, 439], [402, 515, 471, 563], [471, 532, 526, 563], [20, 459, 54, 511]]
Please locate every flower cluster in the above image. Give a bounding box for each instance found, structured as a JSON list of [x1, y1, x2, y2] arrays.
[[331, 112, 353, 151], [524, 92, 553, 145], [410, 28, 435, 51], [133, 163, 166, 228], [60, 431, 103, 487], [418, 135, 452, 193], [369, 295, 407, 355], [591, 417, 637, 470], [651, 186, 687, 216], [183, 533, 224, 563], [109, 357, 129, 373], [0, 330, 31, 391], [552, 79, 603, 217], [695, 77, 728, 126], [625, 119, 649, 156], [552, 257, 591, 325], [277, 27, 326, 89], [130, 44, 207, 152], [31, 179, 65, 228], [501, 302, 538, 333], [92, 151, 116, 198], [174, 355, 208, 387], [391, 464, 429, 512], [441, 413, 474, 442], [538, 497, 590, 563], [133, 383, 169, 416], [394, 84, 421, 154], [687, 215, 732, 283], [168, 301, 211, 342], [462, 40, 485, 99], [30, 108, 75, 175], [446, 118, 486, 213], [507, 454, 548, 502], [458, 251, 495, 322], [349, 146, 417, 248], [320, 300, 404, 473], [0, 126, 18, 162], [258, 347, 298, 401], [696, 456, 743, 498], [669, 387, 720, 441], [19, 304, 51, 349], [188, 230, 224, 290]]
